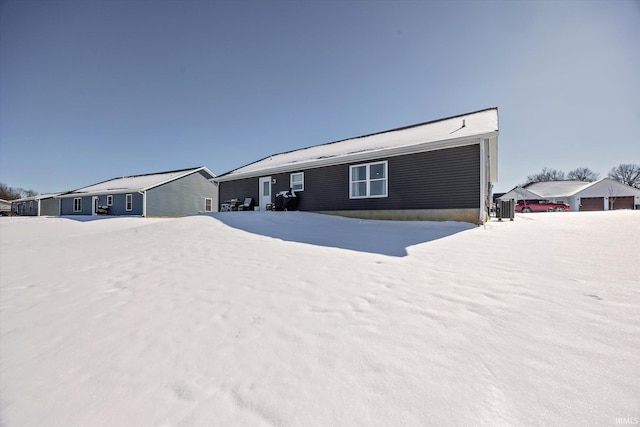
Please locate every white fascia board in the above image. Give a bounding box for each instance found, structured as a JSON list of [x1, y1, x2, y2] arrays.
[[216, 132, 497, 182]]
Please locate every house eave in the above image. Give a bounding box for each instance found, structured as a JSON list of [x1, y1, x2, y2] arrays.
[[216, 131, 498, 182], [55, 189, 145, 199]]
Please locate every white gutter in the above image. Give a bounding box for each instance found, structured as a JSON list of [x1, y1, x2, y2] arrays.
[[479, 138, 489, 225]]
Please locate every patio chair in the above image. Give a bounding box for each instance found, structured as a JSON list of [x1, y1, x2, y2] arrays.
[[237, 197, 255, 211]]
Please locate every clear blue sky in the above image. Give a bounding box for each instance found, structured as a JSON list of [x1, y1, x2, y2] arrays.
[[1, 0, 638, 193]]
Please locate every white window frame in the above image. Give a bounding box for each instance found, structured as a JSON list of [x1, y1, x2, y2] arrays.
[[290, 172, 304, 192], [73, 197, 82, 212], [204, 198, 213, 212], [107, 195, 113, 206], [349, 160, 388, 199], [125, 194, 132, 211]]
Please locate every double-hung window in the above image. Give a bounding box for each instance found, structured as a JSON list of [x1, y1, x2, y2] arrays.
[[73, 197, 82, 212], [126, 194, 132, 211], [349, 161, 388, 199], [107, 195, 113, 206], [290, 172, 304, 192], [204, 198, 213, 212]]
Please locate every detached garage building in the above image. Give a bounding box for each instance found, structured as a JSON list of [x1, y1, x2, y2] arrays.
[[499, 178, 640, 211], [573, 178, 640, 211]]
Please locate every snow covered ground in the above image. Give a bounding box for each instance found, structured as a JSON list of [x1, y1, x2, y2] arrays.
[[1, 211, 638, 426]]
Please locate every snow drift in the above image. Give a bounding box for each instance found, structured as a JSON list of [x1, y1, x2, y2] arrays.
[[1, 211, 638, 426]]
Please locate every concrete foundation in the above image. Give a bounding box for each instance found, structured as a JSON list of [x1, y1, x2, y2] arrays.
[[316, 208, 481, 224]]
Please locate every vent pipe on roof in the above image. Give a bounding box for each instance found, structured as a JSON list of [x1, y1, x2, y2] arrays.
[[462, 119, 466, 128]]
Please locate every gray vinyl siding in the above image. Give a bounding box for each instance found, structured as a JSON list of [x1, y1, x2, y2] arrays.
[[100, 193, 143, 216], [12, 201, 38, 216], [60, 196, 93, 215], [146, 170, 217, 216], [219, 177, 258, 208], [60, 193, 142, 216], [40, 198, 60, 216], [219, 144, 480, 211]]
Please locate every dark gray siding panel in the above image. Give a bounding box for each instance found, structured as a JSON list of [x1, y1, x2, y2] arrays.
[[219, 177, 261, 208], [219, 144, 480, 212], [40, 198, 59, 216], [146, 171, 217, 217]]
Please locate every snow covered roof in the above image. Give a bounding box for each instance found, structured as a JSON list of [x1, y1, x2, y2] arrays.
[[217, 108, 498, 181], [498, 178, 640, 201], [10, 193, 63, 203], [573, 178, 640, 198], [497, 187, 541, 201], [58, 167, 216, 198], [523, 180, 594, 198]]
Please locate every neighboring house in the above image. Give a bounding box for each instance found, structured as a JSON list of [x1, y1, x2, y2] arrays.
[[56, 167, 217, 217], [498, 178, 640, 211], [572, 178, 640, 211], [0, 199, 11, 215], [216, 108, 499, 224], [10, 194, 61, 216]]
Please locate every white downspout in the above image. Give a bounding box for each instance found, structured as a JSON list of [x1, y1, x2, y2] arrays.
[[139, 191, 147, 217], [479, 139, 488, 225], [37, 199, 42, 217]]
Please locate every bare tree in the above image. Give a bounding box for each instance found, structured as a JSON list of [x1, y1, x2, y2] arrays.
[[0, 183, 38, 200], [0, 183, 22, 200], [608, 164, 640, 189], [607, 185, 620, 210], [567, 167, 599, 182], [526, 167, 565, 184]]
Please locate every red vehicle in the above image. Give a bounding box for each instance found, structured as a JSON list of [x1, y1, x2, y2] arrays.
[[516, 199, 570, 213]]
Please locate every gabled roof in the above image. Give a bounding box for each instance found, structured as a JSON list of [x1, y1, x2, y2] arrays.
[[498, 178, 640, 201], [57, 167, 216, 198], [523, 180, 594, 198], [573, 177, 640, 198], [497, 186, 542, 201], [217, 108, 498, 181]]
